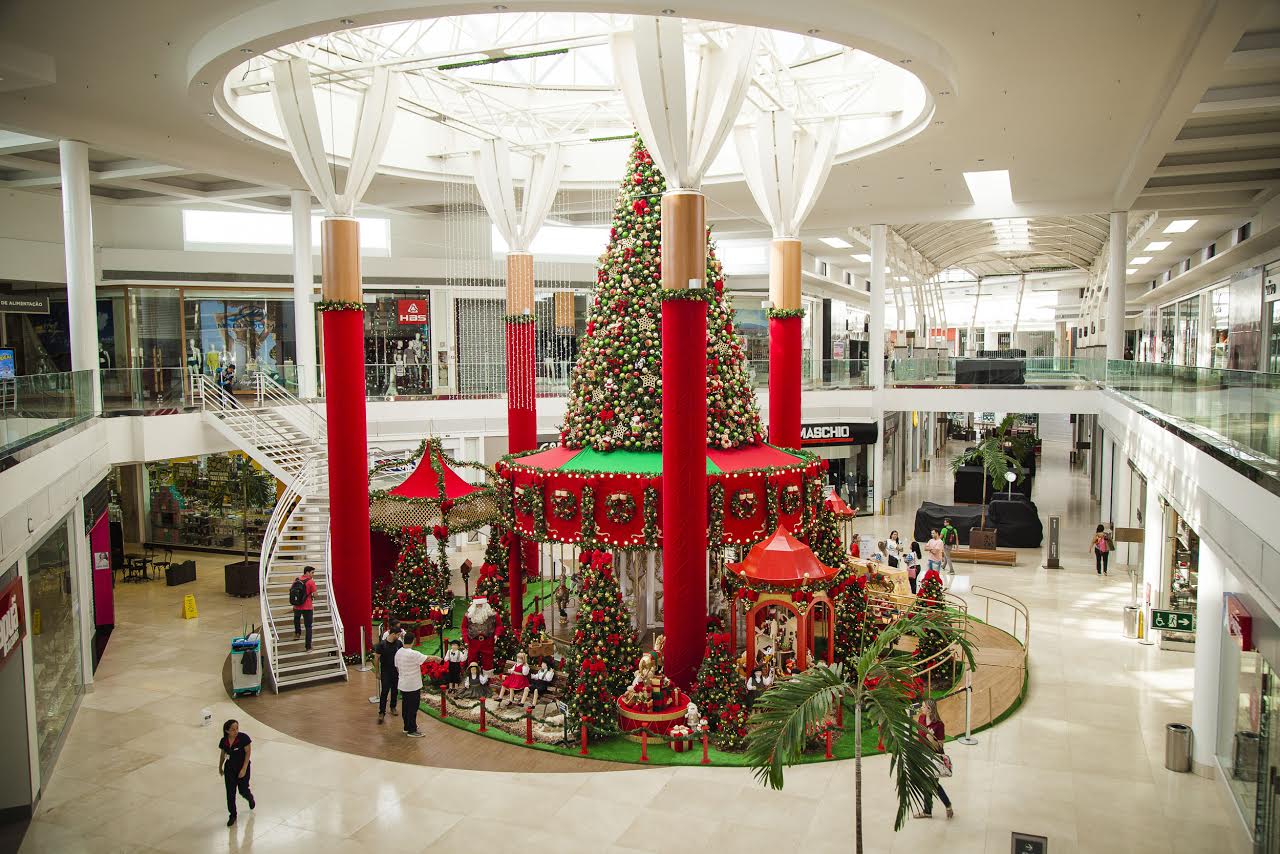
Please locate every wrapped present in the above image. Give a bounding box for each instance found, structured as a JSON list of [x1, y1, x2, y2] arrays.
[[669, 724, 691, 752], [528, 640, 555, 659]]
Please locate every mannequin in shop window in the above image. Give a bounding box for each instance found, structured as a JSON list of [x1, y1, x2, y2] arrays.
[[187, 339, 201, 376], [408, 333, 424, 392]]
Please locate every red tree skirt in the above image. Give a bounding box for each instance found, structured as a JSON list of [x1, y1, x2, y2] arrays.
[[661, 298, 708, 689], [322, 309, 372, 655], [768, 315, 802, 450]]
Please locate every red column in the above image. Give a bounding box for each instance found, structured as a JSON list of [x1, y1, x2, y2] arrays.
[[661, 189, 708, 690], [506, 252, 537, 632], [768, 315, 802, 449], [320, 218, 371, 656]]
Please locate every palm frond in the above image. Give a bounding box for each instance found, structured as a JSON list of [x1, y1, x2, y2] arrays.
[[862, 659, 942, 830], [744, 663, 847, 790]]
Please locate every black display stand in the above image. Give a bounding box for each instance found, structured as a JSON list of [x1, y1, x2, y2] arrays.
[[224, 561, 259, 597], [165, 560, 197, 587]]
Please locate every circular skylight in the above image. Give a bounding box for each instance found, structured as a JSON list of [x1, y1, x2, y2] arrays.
[[217, 13, 930, 186]]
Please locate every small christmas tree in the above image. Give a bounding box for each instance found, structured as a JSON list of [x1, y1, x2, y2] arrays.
[[565, 548, 640, 739], [914, 569, 953, 686], [559, 137, 763, 452], [832, 577, 874, 668], [692, 631, 750, 751], [386, 529, 451, 622], [799, 505, 846, 568], [475, 529, 518, 665]]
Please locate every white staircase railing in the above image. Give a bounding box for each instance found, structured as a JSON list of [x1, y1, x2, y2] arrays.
[[253, 372, 326, 442]]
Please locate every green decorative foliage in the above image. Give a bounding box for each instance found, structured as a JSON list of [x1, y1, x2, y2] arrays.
[[565, 549, 639, 740], [317, 300, 364, 312], [503, 313, 535, 325], [798, 504, 846, 569], [659, 288, 715, 302], [832, 580, 874, 667], [948, 414, 1031, 528], [559, 137, 764, 452], [766, 307, 806, 319], [386, 531, 451, 622], [477, 531, 519, 664], [692, 632, 750, 751], [913, 571, 953, 687]]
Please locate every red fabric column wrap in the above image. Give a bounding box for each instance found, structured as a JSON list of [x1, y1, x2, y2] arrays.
[[768, 315, 802, 449], [321, 309, 372, 655], [506, 319, 537, 632], [661, 298, 708, 689]]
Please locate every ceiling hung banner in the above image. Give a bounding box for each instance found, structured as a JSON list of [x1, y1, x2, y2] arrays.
[[270, 58, 400, 216], [471, 139, 564, 252], [610, 18, 756, 190], [735, 110, 838, 239]]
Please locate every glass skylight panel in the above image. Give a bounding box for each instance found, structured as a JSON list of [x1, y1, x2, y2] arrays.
[[963, 170, 1013, 206], [1163, 219, 1197, 233], [820, 237, 852, 248], [991, 217, 1030, 251]]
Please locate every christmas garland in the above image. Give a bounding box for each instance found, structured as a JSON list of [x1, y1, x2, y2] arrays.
[[368, 437, 500, 535], [707, 480, 725, 544], [766, 307, 806, 319], [580, 484, 597, 544], [503, 313, 535, 325], [516, 484, 540, 517], [604, 492, 637, 525], [550, 489, 578, 521], [780, 483, 803, 515], [317, 300, 365, 312], [659, 287, 715, 303], [764, 477, 779, 534], [728, 488, 758, 520], [642, 485, 660, 542]]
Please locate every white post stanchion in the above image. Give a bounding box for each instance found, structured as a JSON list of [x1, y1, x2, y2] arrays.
[[357, 628, 372, 672], [957, 668, 978, 745]]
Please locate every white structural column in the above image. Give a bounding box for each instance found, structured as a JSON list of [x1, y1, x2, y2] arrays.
[[1099, 435, 1114, 524], [58, 140, 100, 409], [870, 224, 887, 514], [1191, 537, 1227, 776], [290, 190, 317, 398], [1140, 485, 1163, 635], [1107, 210, 1127, 361]]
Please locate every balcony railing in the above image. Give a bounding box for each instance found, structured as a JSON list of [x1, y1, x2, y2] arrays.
[[0, 370, 94, 458]]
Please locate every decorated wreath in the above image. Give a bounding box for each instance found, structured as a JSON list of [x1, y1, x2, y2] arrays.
[[516, 484, 540, 516], [550, 489, 579, 521], [604, 492, 638, 525], [729, 488, 759, 520], [779, 484, 802, 515]]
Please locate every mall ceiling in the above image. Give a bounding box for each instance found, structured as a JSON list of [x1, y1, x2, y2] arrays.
[[0, 0, 1273, 287]]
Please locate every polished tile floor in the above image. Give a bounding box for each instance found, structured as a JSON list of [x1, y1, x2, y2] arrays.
[[18, 415, 1247, 854]]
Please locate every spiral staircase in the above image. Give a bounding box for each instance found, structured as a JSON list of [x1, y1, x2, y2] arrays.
[[190, 373, 347, 690]]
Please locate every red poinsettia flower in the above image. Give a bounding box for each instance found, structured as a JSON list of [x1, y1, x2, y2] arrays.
[[600, 408, 615, 422]]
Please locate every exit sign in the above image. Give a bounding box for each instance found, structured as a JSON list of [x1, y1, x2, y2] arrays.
[[1151, 609, 1196, 633]]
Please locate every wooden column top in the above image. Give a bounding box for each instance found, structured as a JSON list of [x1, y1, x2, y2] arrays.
[[321, 217, 361, 303], [660, 190, 706, 291]]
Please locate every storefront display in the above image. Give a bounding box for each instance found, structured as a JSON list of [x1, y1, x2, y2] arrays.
[[185, 294, 296, 391], [26, 516, 82, 784], [365, 291, 433, 396], [800, 421, 876, 515], [146, 453, 276, 555]]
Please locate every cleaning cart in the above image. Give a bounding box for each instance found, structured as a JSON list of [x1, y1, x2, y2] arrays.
[[231, 634, 262, 696]]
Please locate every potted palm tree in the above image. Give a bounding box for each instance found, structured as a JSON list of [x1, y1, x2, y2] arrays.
[[746, 612, 976, 853], [949, 414, 1029, 549]]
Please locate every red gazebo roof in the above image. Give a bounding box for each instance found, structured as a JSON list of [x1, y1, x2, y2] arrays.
[[389, 450, 479, 500], [825, 494, 856, 517], [729, 527, 840, 588]]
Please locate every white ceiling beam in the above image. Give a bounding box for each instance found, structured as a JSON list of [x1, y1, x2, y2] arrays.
[[0, 132, 55, 155], [1140, 177, 1280, 195], [1192, 86, 1280, 117], [1166, 131, 1280, 153], [94, 161, 192, 181], [1224, 46, 1280, 70], [1152, 157, 1280, 177], [0, 153, 60, 173]]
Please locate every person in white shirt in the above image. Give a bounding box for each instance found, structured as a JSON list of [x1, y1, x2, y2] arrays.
[[529, 658, 556, 704], [443, 640, 467, 691], [887, 531, 903, 568], [394, 636, 429, 738]]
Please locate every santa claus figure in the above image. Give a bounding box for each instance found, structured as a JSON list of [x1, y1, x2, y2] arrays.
[[463, 597, 499, 674]]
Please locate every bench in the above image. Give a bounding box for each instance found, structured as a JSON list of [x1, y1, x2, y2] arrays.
[[948, 547, 1017, 566]]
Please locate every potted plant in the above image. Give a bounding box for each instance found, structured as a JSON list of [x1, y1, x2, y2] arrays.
[[948, 414, 1029, 549], [223, 455, 274, 596]]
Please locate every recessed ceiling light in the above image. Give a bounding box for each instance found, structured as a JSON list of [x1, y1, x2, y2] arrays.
[[661, 8, 676, 14], [198, 80, 208, 86], [895, 276, 910, 282], [1163, 219, 1197, 233], [899, 58, 912, 64], [820, 236, 852, 248], [1125, 268, 1137, 275], [240, 48, 253, 54], [340, 18, 355, 25], [939, 90, 951, 96], [1143, 241, 1171, 252], [963, 169, 1013, 205], [807, 28, 820, 34], [1130, 256, 1152, 265], [851, 253, 871, 262]]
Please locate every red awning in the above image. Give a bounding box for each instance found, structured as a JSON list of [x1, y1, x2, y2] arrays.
[[389, 449, 479, 500], [825, 494, 856, 517], [728, 527, 839, 588]]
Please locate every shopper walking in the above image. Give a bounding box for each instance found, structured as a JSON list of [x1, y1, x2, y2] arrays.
[[375, 622, 403, 724], [290, 565, 318, 651], [1091, 524, 1113, 575], [394, 633, 429, 738], [913, 699, 953, 820], [886, 531, 902, 568], [217, 719, 255, 826], [925, 530, 946, 573], [940, 519, 959, 573], [903, 543, 920, 594]]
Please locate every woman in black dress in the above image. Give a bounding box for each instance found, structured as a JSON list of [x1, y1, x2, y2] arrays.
[[217, 719, 255, 826]]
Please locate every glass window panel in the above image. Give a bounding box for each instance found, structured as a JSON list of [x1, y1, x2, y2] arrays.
[[27, 517, 81, 783]]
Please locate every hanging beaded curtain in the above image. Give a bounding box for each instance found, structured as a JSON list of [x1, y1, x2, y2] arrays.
[[444, 178, 503, 394]]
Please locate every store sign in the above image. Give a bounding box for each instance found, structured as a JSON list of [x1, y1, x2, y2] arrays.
[[0, 349, 13, 379], [0, 294, 50, 314], [396, 300, 429, 325], [1225, 594, 1253, 652], [800, 422, 878, 447], [1151, 609, 1195, 633], [0, 576, 26, 672]]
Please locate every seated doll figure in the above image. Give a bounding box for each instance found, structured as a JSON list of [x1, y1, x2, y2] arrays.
[[443, 639, 467, 690], [496, 652, 531, 707], [744, 665, 774, 709], [529, 658, 556, 704], [459, 661, 489, 699]]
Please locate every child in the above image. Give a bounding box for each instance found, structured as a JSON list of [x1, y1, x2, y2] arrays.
[[529, 657, 556, 704], [497, 652, 531, 707], [443, 639, 467, 691], [459, 661, 489, 699], [903, 544, 920, 594]]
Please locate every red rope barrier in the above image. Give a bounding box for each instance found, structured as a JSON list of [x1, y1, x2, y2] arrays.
[[580, 723, 589, 755], [824, 728, 833, 760], [478, 700, 487, 733], [524, 707, 534, 745], [701, 729, 710, 765], [640, 730, 649, 762]]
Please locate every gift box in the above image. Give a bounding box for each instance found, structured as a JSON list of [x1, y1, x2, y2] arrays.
[[670, 724, 691, 752]]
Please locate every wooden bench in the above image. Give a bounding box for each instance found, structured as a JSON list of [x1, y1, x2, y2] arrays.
[[948, 547, 1017, 566]]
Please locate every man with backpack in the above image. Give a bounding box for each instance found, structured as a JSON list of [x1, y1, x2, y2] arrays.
[[290, 566, 318, 651], [940, 519, 959, 574]]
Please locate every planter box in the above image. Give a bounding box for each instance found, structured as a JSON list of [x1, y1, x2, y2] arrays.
[[968, 528, 998, 550], [224, 561, 259, 597]]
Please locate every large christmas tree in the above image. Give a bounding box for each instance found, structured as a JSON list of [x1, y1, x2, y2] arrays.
[[476, 530, 518, 665], [565, 549, 640, 739], [560, 138, 763, 452]]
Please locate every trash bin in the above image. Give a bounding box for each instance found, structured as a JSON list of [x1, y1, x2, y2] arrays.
[[1235, 731, 1261, 782], [1123, 606, 1140, 639], [1165, 723, 1192, 772]]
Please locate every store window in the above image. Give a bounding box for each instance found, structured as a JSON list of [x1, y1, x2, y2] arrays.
[[364, 290, 433, 396], [1211, 286, 1231, 368], [0, 286, 70, 375], [27, 516, 81, 783], [147, 454, 276, 555], [1159, 305, 1176, 364], [1176, 297, 1200, 366], [184, 294, 296, 391]]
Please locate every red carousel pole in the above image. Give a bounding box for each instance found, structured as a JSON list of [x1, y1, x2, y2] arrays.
[[505, 251, 537, 633], [661, 189, 708, 690], [767, 238, 802, 450], [320, 217, 371, 655]]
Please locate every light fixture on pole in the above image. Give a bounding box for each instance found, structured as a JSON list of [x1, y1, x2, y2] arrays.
[[1004, 470, 1016, 500]]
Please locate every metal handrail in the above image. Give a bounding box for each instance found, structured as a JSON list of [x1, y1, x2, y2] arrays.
[[259, 460, 309, 691], [192, 374, 313, 481], [253, 372, 327, 442], [969, 584, 1030, 665]]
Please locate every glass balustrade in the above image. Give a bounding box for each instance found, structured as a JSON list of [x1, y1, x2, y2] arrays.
[[0, 370, 94, 457]]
